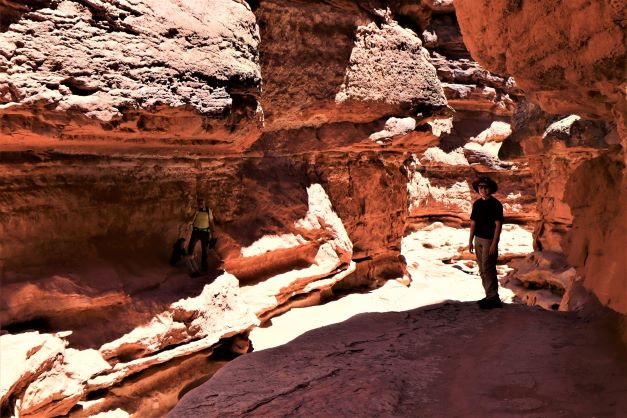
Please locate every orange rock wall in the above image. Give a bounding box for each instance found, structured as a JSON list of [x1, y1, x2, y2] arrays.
[[8, 0, 621, 415], [456, 0, 627, 314], [455, 0, 625, 120]]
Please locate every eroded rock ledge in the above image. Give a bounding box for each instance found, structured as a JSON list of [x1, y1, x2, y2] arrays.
[[454, 0, 626, 315], [0, 0, 263, 148]]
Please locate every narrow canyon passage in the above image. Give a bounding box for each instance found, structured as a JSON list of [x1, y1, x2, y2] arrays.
[[249, 222, 533, 351], [1, 0, 625, 417]]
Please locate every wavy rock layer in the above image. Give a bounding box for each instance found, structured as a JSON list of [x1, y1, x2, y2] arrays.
[[0, 1, 454, 416], [3, 0, 624, 416]]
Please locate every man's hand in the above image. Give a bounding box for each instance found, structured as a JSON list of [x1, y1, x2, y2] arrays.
[[489, 242, 498, 256], [469, 241, 474, 253]]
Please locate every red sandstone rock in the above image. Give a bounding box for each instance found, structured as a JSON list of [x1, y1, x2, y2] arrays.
[[455, 0, 625, 121], [0, 331, 112, 418], [255, 0, 448, 132], [455, 1, 626, 315], [0, 0, 262, 148], [2, 0, 625, 415], [0, 332, 65, 408], [0, 276, 128, 327]]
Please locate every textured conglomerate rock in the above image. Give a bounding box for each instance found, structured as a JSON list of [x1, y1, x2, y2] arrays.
[[0, 0, 262, 148], [254, 0, 448, 132]]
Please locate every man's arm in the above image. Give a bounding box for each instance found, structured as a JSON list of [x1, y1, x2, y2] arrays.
[[469, 220, 476, 253], [489, 220, 502, 255]]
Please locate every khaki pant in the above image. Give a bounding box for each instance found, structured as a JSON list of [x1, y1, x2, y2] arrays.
[[475, 237, 499, 299]]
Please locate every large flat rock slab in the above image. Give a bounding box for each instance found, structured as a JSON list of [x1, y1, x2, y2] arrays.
[[170, 302, 627, 417]]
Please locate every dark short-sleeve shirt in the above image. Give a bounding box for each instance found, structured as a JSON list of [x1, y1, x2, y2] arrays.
[[470, 196, 504, 239]]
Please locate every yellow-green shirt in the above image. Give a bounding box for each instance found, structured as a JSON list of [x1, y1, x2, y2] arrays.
[[193, 208, 213, 229]]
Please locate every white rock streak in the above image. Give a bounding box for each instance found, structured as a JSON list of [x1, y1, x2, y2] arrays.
[[407, 171, 472, 213], [241, 184, 353, 314]]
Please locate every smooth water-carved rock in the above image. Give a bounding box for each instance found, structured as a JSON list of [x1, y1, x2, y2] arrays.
[[563, 153, 626, 314], [0, 332, 66, 408], [99, 274, 257, 362], [1, 275, 258, 417], [170, 303, 627, 417]]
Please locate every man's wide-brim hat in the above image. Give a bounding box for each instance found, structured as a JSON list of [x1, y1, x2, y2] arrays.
[[472, 176, 498, 193]]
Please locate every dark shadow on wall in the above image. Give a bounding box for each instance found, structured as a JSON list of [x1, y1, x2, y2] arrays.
[[0, 0, 51, 32], [221, 156, 310, 248], [563, 151, 625, 309], [439, 110, 510, 152]]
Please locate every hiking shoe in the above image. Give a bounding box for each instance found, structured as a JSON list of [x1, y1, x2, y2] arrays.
[[479, 298, 502, 309], [189, 271, 202, 278], [476, 297, 487, 305]]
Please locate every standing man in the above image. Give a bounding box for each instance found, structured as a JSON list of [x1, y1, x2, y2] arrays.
[[469, 176, 504, 309], [187, 197, 215, 275]]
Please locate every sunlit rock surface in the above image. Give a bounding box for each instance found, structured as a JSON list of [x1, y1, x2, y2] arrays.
[[0, 0, 262, 148], [250, 221, 532, 351], [173, 222, 625, 417], [455, 0, 625, 120]]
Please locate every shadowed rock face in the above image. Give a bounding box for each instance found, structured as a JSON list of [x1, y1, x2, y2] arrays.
[[0, 1, 454, 415], [255, 0, 448, 132], [170, 303, 627, 417]]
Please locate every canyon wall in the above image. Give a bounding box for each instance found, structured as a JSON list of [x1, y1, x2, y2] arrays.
[[2, 0, 623, 416], [456, 0, 626, 315], [0, 1, 470, 416]]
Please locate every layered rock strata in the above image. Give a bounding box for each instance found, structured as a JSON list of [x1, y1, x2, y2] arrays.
[[392, 2, 537, 246], [4, 0, 623, 415]]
